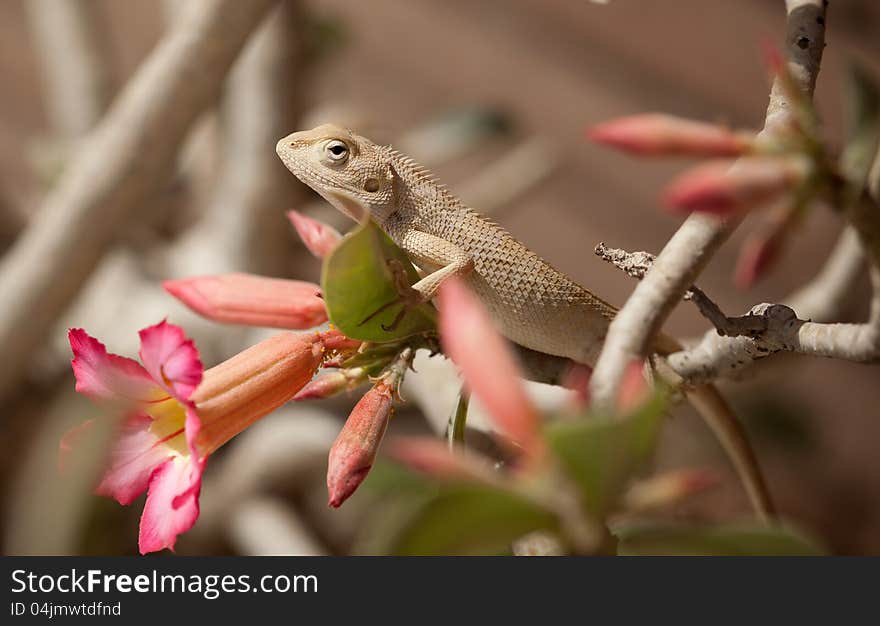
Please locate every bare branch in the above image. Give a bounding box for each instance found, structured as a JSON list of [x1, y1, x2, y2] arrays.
[[668, 268, 880, 383], [589, 0, 828, 405], [26, 0, 112, 140], [167, 0, 308, 277], [0, 0, 278, 400]]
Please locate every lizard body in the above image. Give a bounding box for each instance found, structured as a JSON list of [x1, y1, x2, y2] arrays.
[[277, 124, 773, 520], [277, 124, 616, 364]]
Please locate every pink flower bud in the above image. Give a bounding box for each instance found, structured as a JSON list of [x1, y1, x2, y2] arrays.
[[588, 113, 753, 157], [616, 360, 650, 414], [734, 230, 783, 290], [387, 436, 496, 483], [327, 381, 393, 508], [662, 157, 806, 215], [438, 278, 544, 463], [287, 210, 343, 258], [623, 469, 718, 512], [164, 273, 327, 330]]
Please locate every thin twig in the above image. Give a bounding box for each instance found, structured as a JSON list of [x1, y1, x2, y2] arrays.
[[0, 0, 278, 400], [589, 0, 828, 405], [595, 242, 770, 336]]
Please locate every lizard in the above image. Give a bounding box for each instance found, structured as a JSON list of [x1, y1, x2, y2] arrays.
[[276, 123, 774, 520]]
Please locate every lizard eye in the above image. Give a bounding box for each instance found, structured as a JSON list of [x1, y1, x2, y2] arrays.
[[324, 140, 349, 163]]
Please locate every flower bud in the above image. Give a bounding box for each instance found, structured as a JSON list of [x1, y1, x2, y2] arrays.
[[588, 113, 753, 157], [663, 157, 807, 215], [287, 210, 342, 258], [164, 273, 326, 330], [326, 381, 393, 508]]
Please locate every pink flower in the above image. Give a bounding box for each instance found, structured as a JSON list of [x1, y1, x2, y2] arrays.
[[69, 321, 203, 554], [588, 113, 754, 157], [287, 210, 342, 259], [67, 322, 352, 553], [662, 157, 807, 215], [163, 273, 327, 330], [437, 277, 544, 462]]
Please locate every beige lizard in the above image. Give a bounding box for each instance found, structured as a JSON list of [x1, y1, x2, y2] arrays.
[[276, 123, 774, 519]]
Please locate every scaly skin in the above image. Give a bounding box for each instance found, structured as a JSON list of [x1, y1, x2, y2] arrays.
[[276, 124, 774, 520], [276, 124, 615, 364]]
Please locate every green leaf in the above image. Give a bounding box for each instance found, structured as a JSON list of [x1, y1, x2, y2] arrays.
[[545, 394, 666, 518], [614, 521, 825, 556], [840, 63, 880, 203], [321, 220, 436, 342], [368, 482, 559, 556]]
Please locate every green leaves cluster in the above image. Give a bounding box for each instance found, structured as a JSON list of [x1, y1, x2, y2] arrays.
[[361, 394, 823, 556]]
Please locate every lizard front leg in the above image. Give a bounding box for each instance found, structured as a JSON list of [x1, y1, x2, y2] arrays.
[[402, 230, 475, 302], [361, 229, 474, 331]]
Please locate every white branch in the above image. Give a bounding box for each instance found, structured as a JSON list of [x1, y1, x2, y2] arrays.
[[589, 0, 828, 405], [0, 0, 277, 400]]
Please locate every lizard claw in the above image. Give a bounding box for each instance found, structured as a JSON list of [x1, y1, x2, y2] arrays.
[[358, 259, 424, 332]]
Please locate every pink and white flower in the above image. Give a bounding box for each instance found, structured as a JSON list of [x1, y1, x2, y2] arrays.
[[67, 321, 354, 553]]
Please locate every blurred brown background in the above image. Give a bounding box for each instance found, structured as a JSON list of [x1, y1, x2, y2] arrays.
[[1, 0, 878, 555]]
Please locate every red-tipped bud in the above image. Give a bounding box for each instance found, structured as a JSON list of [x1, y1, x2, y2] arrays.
[[326, 381, 393, 508], [617, 360, 651, 414], [623, 468, 718, 512], [761, 41, 786, 79], [562, 363, 593, 409], [164, 273, 327, 330], [387, 436, 496, 483], [438, 278, 544, 463], [662, 157, 806, 215], [588, 113, 754, 157], [287, 210, 342, 259], [734, 231, 783, 290], [294, 368, 367, 400]]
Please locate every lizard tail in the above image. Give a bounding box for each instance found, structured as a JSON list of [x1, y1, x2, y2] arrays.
[[654, 333, 776, 522]]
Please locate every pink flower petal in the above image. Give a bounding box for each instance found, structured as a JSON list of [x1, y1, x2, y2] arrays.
[[69, 329, 161, 404], [287, 210, 342, 258], [95, 413, 175, 505], [137, 454, 204, 554], [163, 274, 327, 330], [138, 321, 203, 401], [438, 278, 543, 461]]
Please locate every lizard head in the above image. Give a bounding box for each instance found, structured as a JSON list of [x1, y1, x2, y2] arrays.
[[276, 124, 396, 223]]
